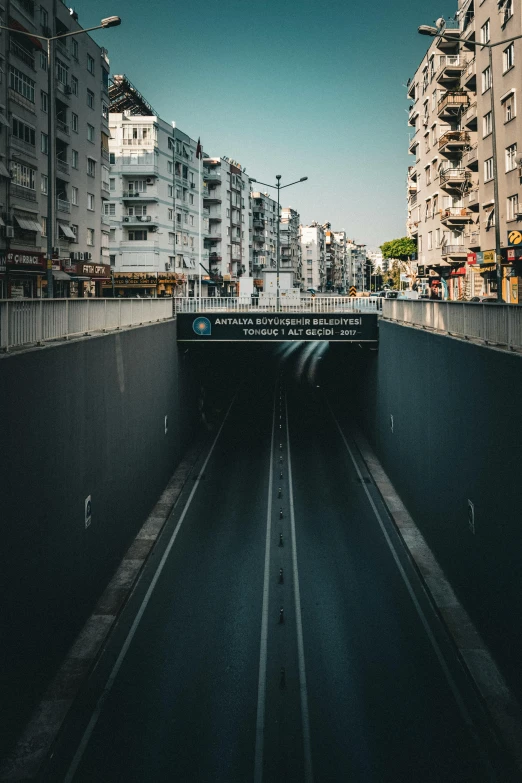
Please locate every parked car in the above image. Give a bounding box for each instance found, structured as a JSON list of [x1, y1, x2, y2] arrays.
[[383, 290, 399, 299], [469, 296, 501, 304]]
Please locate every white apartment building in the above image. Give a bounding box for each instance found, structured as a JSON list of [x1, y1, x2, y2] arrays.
[[333, 231, 348, 292], [300, 222, 325, 290], [346, 241, 367, 290], [108, 79, 208, 297], [407, 1, 522, 302], [203, 156, 249, 296], [0, 0, 111, 299], [250, 189, 278, 286], [280, 206, 302, 288]]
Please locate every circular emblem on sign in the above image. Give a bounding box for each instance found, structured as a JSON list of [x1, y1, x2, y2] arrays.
[[509, 230, 522, 245], [193, 317, 212, 336]]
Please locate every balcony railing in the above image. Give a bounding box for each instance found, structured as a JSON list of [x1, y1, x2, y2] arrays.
[[465, 188, 479, 206], [409, 193, 418, 206], [466, 145, 478, 165], [121, 138, 156, 147], [440, 168, 471, 186], [10, 40, 35, 70], [441, 244, 466, 256], [56, 118, 70, 136], [10, 184, 37, 202], [438, 130, 470, 150], [462, 57, 476, 85], [13, 0, 35, 16], [56, 159, 69, 175], [440, 207, 471, 221], [56, 198, 71, 213], [437, 91, 469, 115]]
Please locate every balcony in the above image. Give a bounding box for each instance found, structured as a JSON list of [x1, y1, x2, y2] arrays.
[[441, 244, 467, 258], [253, 234, 265, 243], [408, 106, 419, 127], [462, 57, 476, 88], [463, 101, 477, 129], [465, 144, 478, 170], [409, 193, 418, 206], [208, 214, 222, 222], [203, 189, 221, 202], [121, 138, 156, 148], [120, 240, 160, 249], [203, 168, 221, 182], [438, 130, 470, 154], [56, 82, 71, 101], [13, 0, 35, 15], [440, 207, 472, 224], [439, 168, 471, 188], [56, 118, 70, 136], [10, 184, 37, 202], [122, 190, 158, 201], [435, 23, 460, 51], [461, 17, 475, 47], [437, 91, 469, 118], [408, 134, 419, 155], [465, 187, 479, 209], [206, 233, 221, 242], [436, 55, 465, 84], [10, 40, 35, 70], [253, 218, 265, 228], [122, 215, 159, 226], [56, 158, 70, 176], [56, 198, 71, 214], [407, 221, 419, 236]]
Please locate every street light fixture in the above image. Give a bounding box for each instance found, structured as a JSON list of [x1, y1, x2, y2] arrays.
[[249, 175, 308, 309], [0, 16, 121, 298], [418, 20, 522, 302]]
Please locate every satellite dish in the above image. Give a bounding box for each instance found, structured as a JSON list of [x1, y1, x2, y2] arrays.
[[435, 17, 445, 29]]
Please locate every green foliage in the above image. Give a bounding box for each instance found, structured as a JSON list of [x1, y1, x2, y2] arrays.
[[380, 237, 417, 262]]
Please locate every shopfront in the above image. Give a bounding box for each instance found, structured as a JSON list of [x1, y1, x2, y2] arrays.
[[101, 271, 185, 298], [0, 254, 6, 298], [503, 247, 522, 303], [6, 251, 45, 298], [63, 262, 111, 297]]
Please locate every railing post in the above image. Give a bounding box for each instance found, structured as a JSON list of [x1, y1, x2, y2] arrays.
[[66, 298, 69, 340], [38, 299, 43, 344], [119, 298, 121, 329]]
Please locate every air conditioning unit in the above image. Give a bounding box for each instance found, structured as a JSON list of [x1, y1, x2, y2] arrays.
[[64, 85, 72, 95], [78, 252, 84, 261], [85, 252, 92, 260], [136, 215, 143, 221], [143, 215, 151, 222], [123, 217, 130, 222], [5, 225, 14, 238], [146, 177, 154, 184], [190, 182, 196, 188], [165, 262, 172, 271], [149, 226, 157, 232]]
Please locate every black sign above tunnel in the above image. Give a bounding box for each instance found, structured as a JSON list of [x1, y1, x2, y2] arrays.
[[177, 313, 379, 342]]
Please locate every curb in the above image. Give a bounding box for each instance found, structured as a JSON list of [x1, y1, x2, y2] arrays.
[[352, 427, 522, 776], [0, 438, 206, 782]]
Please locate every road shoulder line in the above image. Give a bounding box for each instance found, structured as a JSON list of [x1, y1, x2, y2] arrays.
[[351, 427, 522, 775]]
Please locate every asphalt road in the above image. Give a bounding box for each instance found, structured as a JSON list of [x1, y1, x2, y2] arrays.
[[44, 348, 508, 783]]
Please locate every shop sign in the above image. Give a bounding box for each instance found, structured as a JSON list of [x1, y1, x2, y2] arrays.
[[467, 253, 477, 265], [483, 250, 495, 264], [6, 251, 45, 269], [417, 265, 425, 276], [475, 251, 484, 264], [114, 273, 158, 285], [506, 247, 522, 261], [508, 230, 522, 246], [79, 263, 111, 278]]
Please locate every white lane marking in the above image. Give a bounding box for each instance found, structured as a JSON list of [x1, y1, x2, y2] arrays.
[[285, 394, 314, 783], [253, 384, 277, 783], [327, 404, 490, 752], [64, 396, 238, 783]]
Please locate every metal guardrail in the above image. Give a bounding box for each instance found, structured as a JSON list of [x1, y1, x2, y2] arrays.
[[382, 300, 522, 351], [173, 296, 383, 314], [0, 298, 174, 352]]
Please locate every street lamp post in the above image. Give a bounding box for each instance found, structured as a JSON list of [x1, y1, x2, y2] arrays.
[[0, 16, 121, 298], [418, 22, 522, 302], [249, 175, 307, 310]]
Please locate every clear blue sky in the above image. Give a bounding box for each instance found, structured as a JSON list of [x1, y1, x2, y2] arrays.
[[84, 0, 457, 249]]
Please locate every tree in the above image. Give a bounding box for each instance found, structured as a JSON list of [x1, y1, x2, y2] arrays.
[[380, 237, 418, 289]]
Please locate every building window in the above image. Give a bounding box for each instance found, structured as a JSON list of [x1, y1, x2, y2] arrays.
[[13, 117, 35, 146], [482, 66, 492, 93], [506, 143, 517, 171], [109, 177, 115, 191], [503, 43, 514, 73], [87, 228, 95, 246], [40, 52, 47, 71], [503, 92, 516, 122], [72, 149, 78, 168], [69, 112, 77, 133], [167, 160, 173, 174], [69, 76, 78, 97], [109, 152, 115, 164], [70, 225, 78, 241], [87, 89, 94, 109], [425, 199, 431, 219], [41, 216, 47, 237], [40, 173, 48, 194], [168, 185, 173, 197], [71, 186, 78, 205], [484, 156, 494, 181], [483, 111, 492, 137], [481, 19, 490, 44], [102, 166, 109, 190], [41, 90, 47, 112], [127, 205, 147, 216], [11, 162, 35, 189], [41, 132, 48, 154], [55, 59, 68, 86], [189, 194, 194, 205], [102, 102, 108, 120], [87, 123, 95, 142], [87, 54, 95, 74], [425, 166, 431, 186], [507, 194, 519, 220], [9, 66, 35, 102], [104, 202, 116, 216], [128, 230, 148, 241], [503, 0, 513, 23], [87, 193, 95, 210], [87, 158, 96, 177], [71, 38, 78, 60], [168, 208, 173, 220]]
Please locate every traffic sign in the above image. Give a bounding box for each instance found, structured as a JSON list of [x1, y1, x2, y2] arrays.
[[349, 286, 357, 297]]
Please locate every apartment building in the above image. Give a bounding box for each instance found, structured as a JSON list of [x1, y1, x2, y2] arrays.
[[280, 206, 302, 288], [407, 1, 522, 302], [0, 0, 111, 299], [202, 156, 249, 296], [250, 189, 278, 287], [300, 222, 325, 290], [346, 240, 367, 290], [108, 78, 208, 297], [333, 231, 348, 292]]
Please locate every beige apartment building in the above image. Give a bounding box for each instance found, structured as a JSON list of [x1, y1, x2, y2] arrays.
[[407, 0, 522, 302], [280, 206, 302, 288], [250, 189, 278, 285]]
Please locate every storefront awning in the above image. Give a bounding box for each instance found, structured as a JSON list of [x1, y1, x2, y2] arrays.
[[8, 17, 43, 49], [58, 223, 76, 239], [69, 275, 91, 281], [52, 270, 72, 281], [14, 215, 42, 232]]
